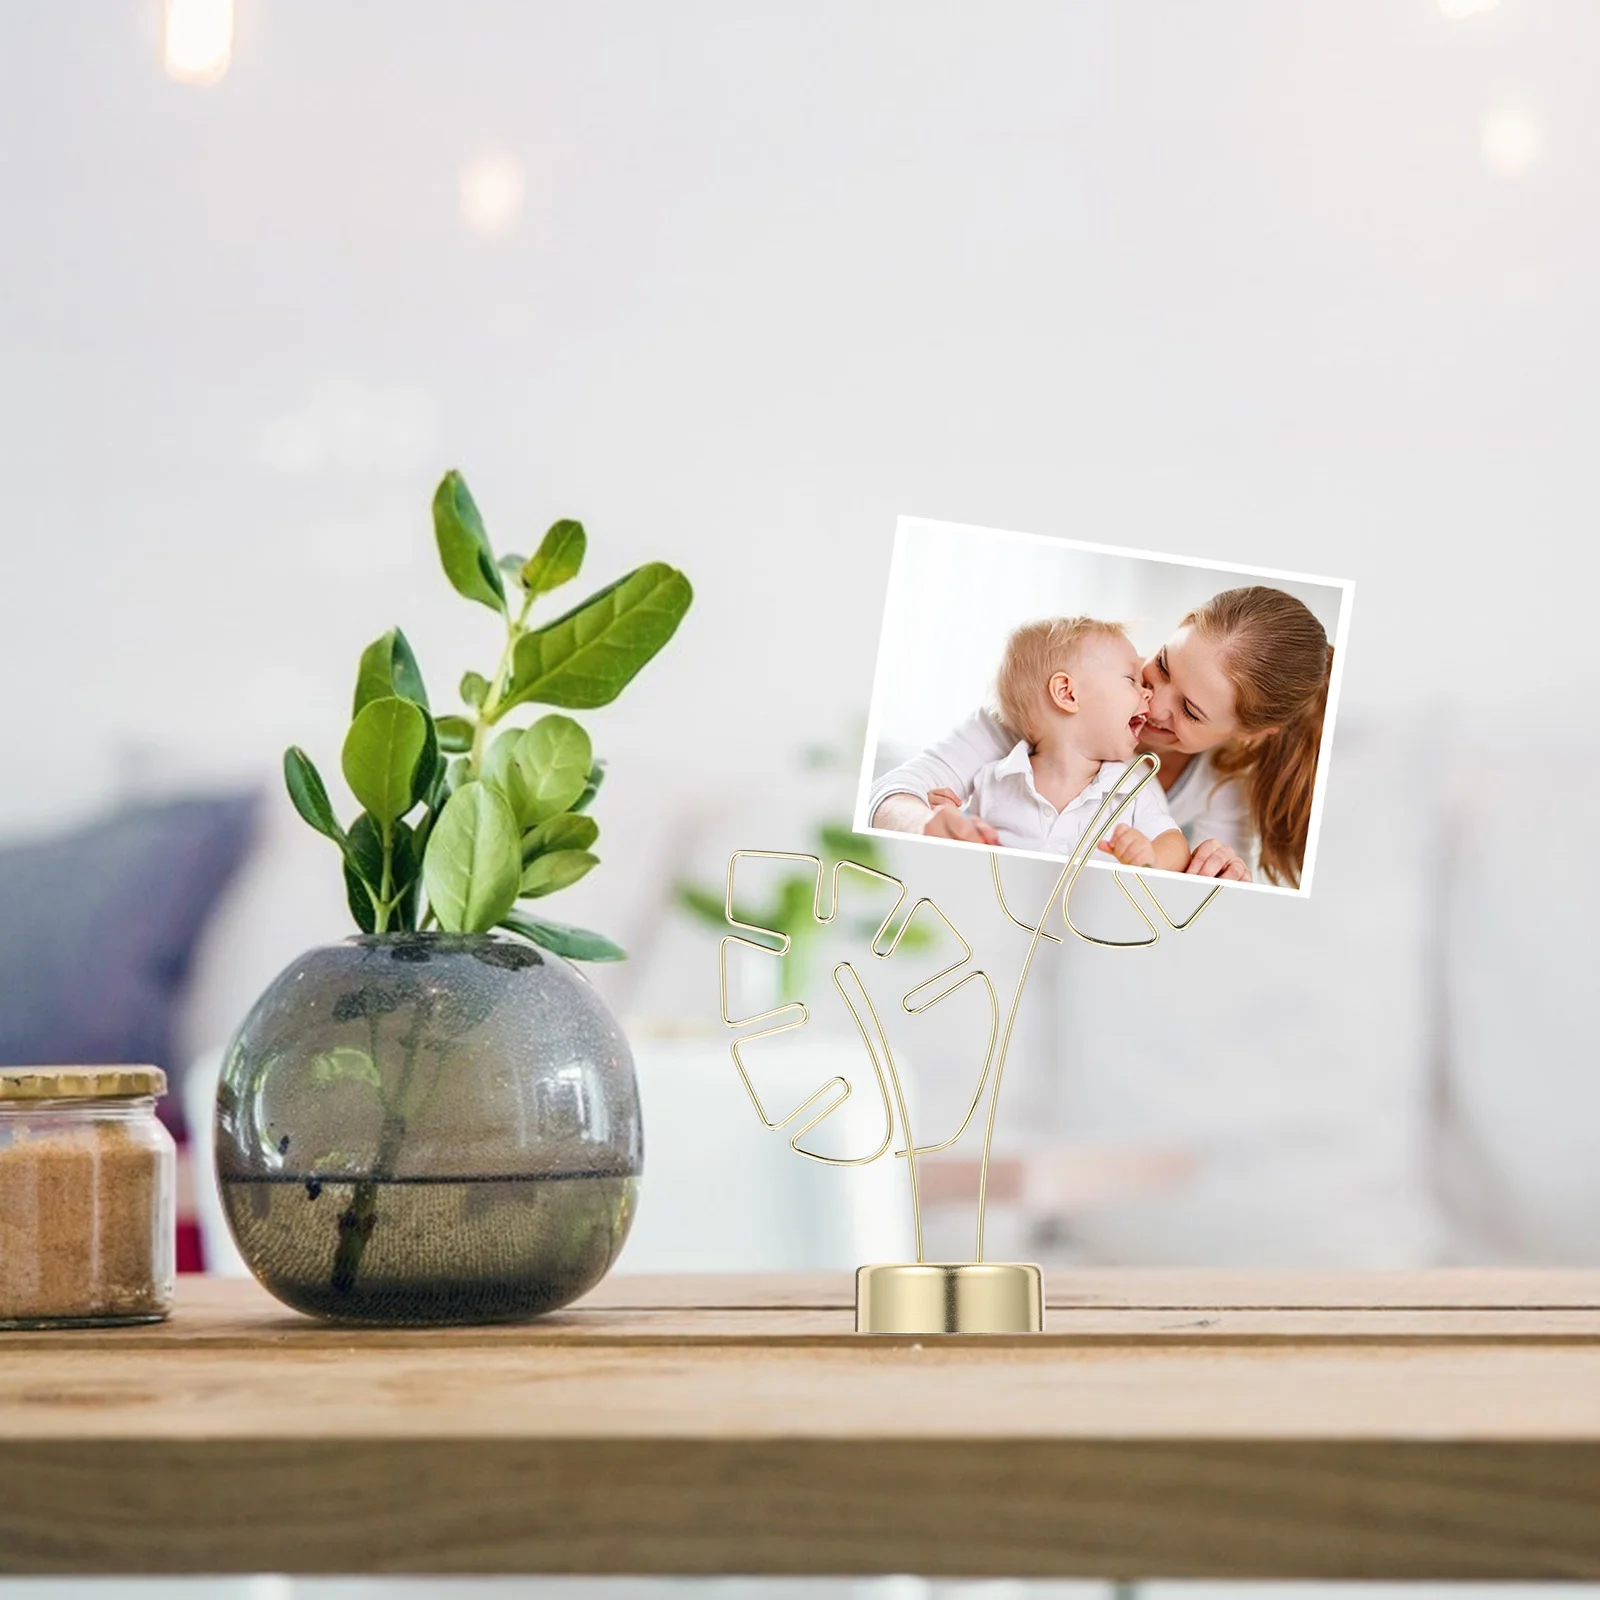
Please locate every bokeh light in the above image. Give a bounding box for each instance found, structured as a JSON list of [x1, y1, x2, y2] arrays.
[[1481, 106, 1544, 177], [163, 0, 233, 86], [459, 152, 527, 237]]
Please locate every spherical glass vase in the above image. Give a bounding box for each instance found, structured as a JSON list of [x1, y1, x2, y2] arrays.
[[215, 933, 641, 1324]]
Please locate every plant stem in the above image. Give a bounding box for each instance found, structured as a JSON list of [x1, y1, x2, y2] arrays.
[[330, 1017, 426, 1295], [469, 590, 538, 771], [373, 820, 394, 934], [330, 1113, 404, 1294]]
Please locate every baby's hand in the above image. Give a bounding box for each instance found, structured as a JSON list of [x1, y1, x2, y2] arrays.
[[1096, 824, 1155, 866], [923, 788, 1000, 846]]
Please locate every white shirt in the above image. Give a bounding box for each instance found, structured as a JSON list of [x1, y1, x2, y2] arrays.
[[970, 740, 1180, 855], [1161, 740, 1253, 864], [867, 708, 1256, 867]]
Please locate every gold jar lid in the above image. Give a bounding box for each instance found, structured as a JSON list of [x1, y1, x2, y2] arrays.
[[0, 1065, 167, 1102]]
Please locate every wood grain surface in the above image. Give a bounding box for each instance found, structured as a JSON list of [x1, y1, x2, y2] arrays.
[[3, 1272, 1600, 1578]]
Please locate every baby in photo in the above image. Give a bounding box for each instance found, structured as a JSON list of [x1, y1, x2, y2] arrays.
[[927, 617, 1189, 869]]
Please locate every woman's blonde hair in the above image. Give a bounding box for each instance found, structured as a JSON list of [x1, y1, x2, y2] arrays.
[[994, 616, 1129, 746], [1187, 586, 1333, 889]]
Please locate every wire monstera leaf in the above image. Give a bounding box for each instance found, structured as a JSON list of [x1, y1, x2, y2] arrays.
[[719, 755, 1222, 1262], [718, 850, 1000, 1260]]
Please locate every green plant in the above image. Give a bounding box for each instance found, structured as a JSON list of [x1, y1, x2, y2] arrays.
[[285, 470, 692, 960], [677, 824, 931, 1003]]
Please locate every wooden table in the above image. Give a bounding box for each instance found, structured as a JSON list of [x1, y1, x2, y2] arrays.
[[3, 1270, 1600, 1578]]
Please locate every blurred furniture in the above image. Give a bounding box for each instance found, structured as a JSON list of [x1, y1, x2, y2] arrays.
[[12, 713, 1600, 1271], [0, 794, 256, 1078], [3, 1271, 1599, 1578], [615, 1037, 916, 1270], [182, 1047, 248, 1276]]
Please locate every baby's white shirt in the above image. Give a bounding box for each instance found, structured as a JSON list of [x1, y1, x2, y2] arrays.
[[968, 740, 1181, 855]]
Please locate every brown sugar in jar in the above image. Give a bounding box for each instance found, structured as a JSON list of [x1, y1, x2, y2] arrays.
[[0, 1066, 176, 1329]]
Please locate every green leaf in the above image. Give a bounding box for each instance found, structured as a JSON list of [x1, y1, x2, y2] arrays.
[[345, 864, 378, 932], [423, 782, 522, 933], [432, 470, 506, 614], [481, 726, 520, 797], [343, 814, 420, 932], [283, 747, 344, 843], [872, 914, 932, 950], [819, 822, 883, 870], [572, 761, 606, 813], [309, 1047, 381, 1090], [446, 756, 473, 794], [520, 519, 586, 597], [353, 627, 429, 716], [436, 714, 475, 753], [504, 562, 692, 710], [411, 712, 440, 809], [496, 553, 527, 583], [772, 875, 816, 939], [509, 715, 593, 827], [675, 883, 733, 930], [519, 848, 599, 898], [673, 883, 783, 949], [459, 671, 490, 709], [483, 716, 592, 828], [521, 812, 599, 861], [341, 696, 428, 825], [501, 910, 625, 963]]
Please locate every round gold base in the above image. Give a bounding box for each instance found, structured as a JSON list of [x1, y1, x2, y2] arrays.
[[855, 1262, 1044, 1335]]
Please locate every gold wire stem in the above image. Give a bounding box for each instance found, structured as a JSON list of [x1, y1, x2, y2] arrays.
[[1126, 872, 1224, 932], [831, 960, 924, 1262], [973, 857, 1072, 1261], [1054, 755, 1163, 949], [988, 762, 1223, 938], [974, 755, 1162, 1259], [878, 895, 1001, 1161], [990, 854, 1064, 944]]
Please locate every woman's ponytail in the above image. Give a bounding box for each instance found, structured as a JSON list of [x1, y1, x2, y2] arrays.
[[1188, 590, 1333, 889]]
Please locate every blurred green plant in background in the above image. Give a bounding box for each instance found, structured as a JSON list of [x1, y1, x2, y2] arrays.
[[676, 823, 932, 1004]]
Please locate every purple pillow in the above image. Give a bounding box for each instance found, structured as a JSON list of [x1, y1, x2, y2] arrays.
[[0, 795, 258, 1089]]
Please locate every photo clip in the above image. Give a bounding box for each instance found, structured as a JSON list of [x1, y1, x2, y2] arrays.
[[717, 754, 1221, 1335]]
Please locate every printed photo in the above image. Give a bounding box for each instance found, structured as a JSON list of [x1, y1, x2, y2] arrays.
[[856, 517, 1354, 896]]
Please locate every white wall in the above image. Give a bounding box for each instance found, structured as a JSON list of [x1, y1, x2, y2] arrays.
[[5, 2, 1597, 822]]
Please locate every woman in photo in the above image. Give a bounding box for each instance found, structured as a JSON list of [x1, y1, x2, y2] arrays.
[[869, 585, 1333, 887]]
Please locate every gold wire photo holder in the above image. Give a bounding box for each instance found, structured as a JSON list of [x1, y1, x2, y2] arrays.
[[718, 754, 1220, 1334]]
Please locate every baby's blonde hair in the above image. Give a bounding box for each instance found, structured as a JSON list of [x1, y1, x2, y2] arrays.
[[994, 616, 1131, 745]]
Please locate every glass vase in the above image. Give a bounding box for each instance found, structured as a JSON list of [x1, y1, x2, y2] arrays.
[[215, 933, 641, 1324]]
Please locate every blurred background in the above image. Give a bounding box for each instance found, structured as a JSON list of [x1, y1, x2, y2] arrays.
[[3, 0, 1598, 1290]]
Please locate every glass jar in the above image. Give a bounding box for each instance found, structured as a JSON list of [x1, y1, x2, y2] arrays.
[[215, 933, 642, 1325], [0, 1066, 176, 1329]]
